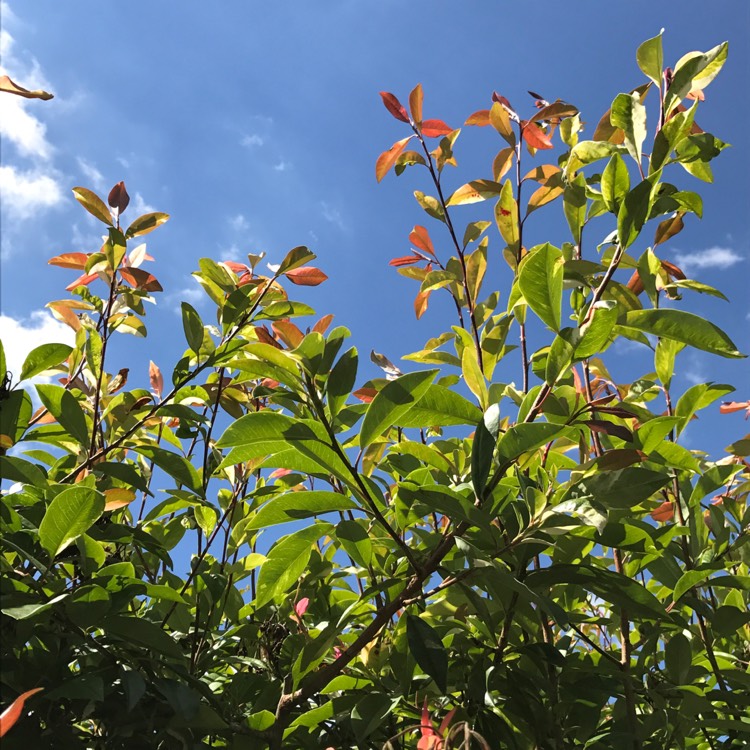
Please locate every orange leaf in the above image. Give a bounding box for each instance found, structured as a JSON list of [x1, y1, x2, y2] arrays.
[[719, 401, 750, 415], [379, 91, 409, 122], [389, 254, 422, 267], [312, 313, 335, 334], [521, 122, 554, 150], [272, 320, 304, 348], [284, 266, 328, 286], [650, 501, 675, 522], [0, 74, 53, 100], [626, 270, 644, 296], [47, 302, 82, 331], [465, 109, 490, 126], [420, 119, 453, 138], [223, 260, 250, 275], [65, 272, 98, 291], [409, 83, 423, 126], [415, 289, 430, 319], [353, 387, 377, 403], [120, 267, 163, 292], [376, 136, 412, 182], [149, 360, 163, 398], [0, 688, 44, 738], [409, 225, 435, 256], [48, 252, 88, 270], [660, 259, 686, 280], [269, 468, 293, 479], [104, 488, 136, 512]]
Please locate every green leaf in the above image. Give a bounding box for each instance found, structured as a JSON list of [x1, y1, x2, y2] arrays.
[[0, 389, 32, 448], [64, 584, 111, 627], [327, 347, 358, 418], [398, 384, 482, 428], [351, 693, 398, 743], [674, 383, 734, 435], [461, 346, 487, 408], [124, 212, 169, 239], [103, 615, 183, 659], [494, 179, 519, 249], [617, 177, 656, 249], [601, 153, 630, 214], [39, 485, 105, 557], [406, 614, 448, 693], [277, 246, 315, 274], [131, 445, 202, 494], [621, 309, 745, 358], [471, 415, 495, 498], [181, 302, 204, 354], [666, 42, 728, 114], [497, 422, 565, 464], [246, 491, 357, 530], [575, 302, 618, 359], [414, 190, 445, 222], [85, 329, 103, 378], [360, 369, 437, 448], [674, 569, 713, 602], [72, 187, 112, 225], [565, 467, 670, 509], [518, 243, 564, 332], [636, 31, 664, 85], [611, 92, 647, 166], [36, 384, 90, 448], [665, 633, 691, 685], [0, 455, 48, 486], [19, 343, 72, 382], [336, 520, 373, 568], [255, 523, 333, 609], [563, 174, 587, 245]]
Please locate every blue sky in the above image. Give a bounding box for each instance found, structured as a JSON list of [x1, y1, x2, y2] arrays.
[[1, 1, 748, 453]]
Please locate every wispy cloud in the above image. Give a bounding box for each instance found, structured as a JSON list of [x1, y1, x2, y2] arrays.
[[76, 157, 106, 192], [320, 201, 347, 231], [241, 133, 264, 148], [273, 159, 290, 172], [0, 309, 75, 381], [673, 246, 743, 274], [130, 192, 156, 216], [229, 214, 249, 232]]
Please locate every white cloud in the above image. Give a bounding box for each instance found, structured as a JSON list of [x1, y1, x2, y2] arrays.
[[673, 246, 743, 274], [76, 157, 106, 192], [273, 159, 290, 172], [229, 214, 249, 232], [0, 309, 75, 381], [320, 201, 347, 231], [0, 164, 64, 221], [130, 192, 156, 216], [241, 133, 264, 148]]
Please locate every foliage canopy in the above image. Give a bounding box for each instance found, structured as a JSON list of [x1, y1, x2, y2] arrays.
[[1, 33, 749, 750]]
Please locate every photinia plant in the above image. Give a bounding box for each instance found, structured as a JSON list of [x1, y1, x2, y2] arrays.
[[1, 33, 749, 750]]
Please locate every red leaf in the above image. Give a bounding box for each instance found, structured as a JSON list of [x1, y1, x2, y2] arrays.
[[465, 109, 491, 126], [312, 313, 335, 334], [254, 326, 281, 348], [149, 360, 163, 398], [389, 254, 422, 267], [379, 91, 409, 123], [626, 270, 645, 296], [120, 267, 163, 292], [107, 181, 130, 213], [0, 688, 44, 738], [521, 121, 554, 150], [420, 119, 453, 138], [409, 225, 435, 256], [660, 259, 686, 280], [284, 266, 328, 286], [650, 501, 675, 522], [294, 597, 310, 618], [376, 136, 412, 182], [223, 260, 250, 275], [269, 468, 293, 479], [48, 252, 88, 270], [353, 387, 377, 403], [65, 272, 98, 291]]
